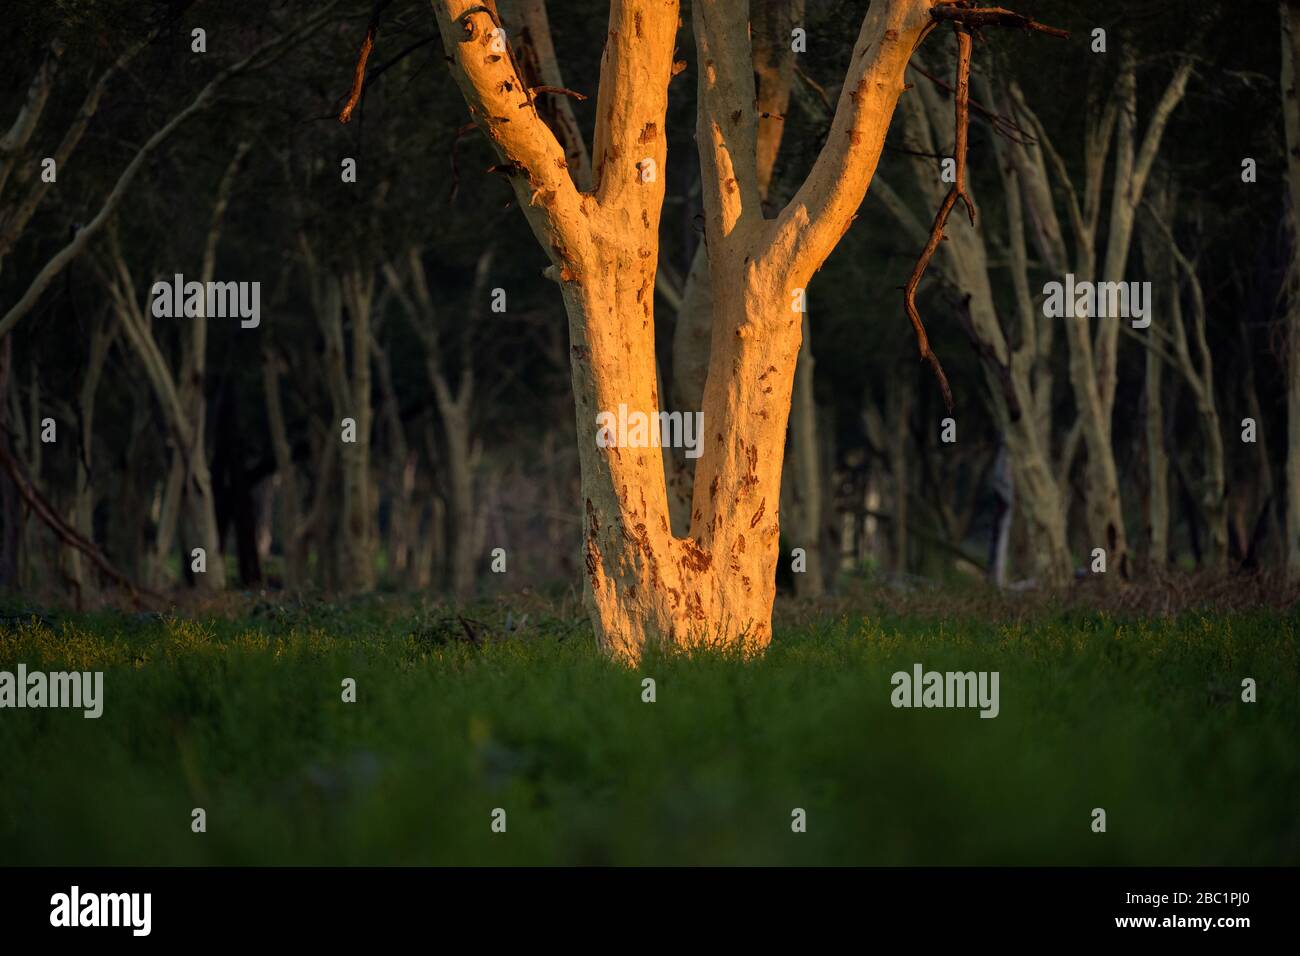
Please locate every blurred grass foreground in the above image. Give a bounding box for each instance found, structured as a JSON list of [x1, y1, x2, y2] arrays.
[[0, 587, 1296, 865]]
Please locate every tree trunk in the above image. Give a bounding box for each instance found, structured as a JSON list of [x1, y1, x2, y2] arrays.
[[782, 313, 824, 595], [1143, 345, 1169, 571], [262, 348, 306, 588], [433, 0, 945, 660], [877, 74, 1074, 587], [337, 266, 376, 592], [0, 337, 20, 589], [438, 395, 478, 602], [888, 379, 911, 575]]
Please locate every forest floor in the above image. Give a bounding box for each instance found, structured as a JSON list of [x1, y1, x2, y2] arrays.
[[0, 581, 1297, 865]]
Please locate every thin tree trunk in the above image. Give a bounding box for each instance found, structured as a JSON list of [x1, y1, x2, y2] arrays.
[[337, 265, 376, 591], [0, 337, 20, 588], [888, 379, 912, 575], [783, 313, 824, 595], [262, 347, 305, 587]]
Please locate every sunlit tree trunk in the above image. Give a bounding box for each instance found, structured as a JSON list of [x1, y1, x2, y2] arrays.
[[432, 0, 936, 660]]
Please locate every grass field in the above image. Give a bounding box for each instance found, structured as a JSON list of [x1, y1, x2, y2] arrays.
[[1, 589, 1297, 865]]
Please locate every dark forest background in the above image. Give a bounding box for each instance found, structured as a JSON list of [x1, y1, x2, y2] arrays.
[[0, 0, 1293, 606]]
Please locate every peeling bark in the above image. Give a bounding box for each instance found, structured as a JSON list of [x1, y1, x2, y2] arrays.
[[431, 0, 939, 660]]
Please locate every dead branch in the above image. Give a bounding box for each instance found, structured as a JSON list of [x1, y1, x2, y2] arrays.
[[931, 3, 1070, 40], [904, 6, 1066, 412], [339, 0, 393, 123], [527, 85, 587, 102], [907, 62, 1032, 144], [902, 26, 977, 413], [339, 30, 375, 123]]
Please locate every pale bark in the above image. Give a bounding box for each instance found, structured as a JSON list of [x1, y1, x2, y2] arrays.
[[310, 261, 377, 593], [0, 40, 64, 225], [1137, 201, 1169, 570], [67, 312, 115, 596], [875, 71, 1072, 586], [1020, 53, 1191, 580], [501, 0, 591, 189], [0, 11, 339, 339], [1141, 193, 1227, 568], [109, 140, 247, 593], [672, 0, 824, 591], [1095, 53, 1194, 420], [432, 0, 936, 660], [0, 36, 151, 272], [385, 245, 492, 602], [103, 228, 225, 591], [757, 0, 822, 597]]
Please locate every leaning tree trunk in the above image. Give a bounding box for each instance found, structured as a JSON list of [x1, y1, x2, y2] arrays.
[[103, 239, 227, 592]]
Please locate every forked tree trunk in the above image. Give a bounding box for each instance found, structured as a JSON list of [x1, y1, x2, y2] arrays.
[[433, 0, 944, 660], [1142, 183, 1227, 568], [385, 245, 491, 603], [103, 236, 226, 592]]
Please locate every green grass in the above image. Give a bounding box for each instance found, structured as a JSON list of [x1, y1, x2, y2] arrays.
[[0, 595, 1297, 865]]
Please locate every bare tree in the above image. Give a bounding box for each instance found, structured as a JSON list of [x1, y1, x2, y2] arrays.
[[427, 0, 1046, 659]]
